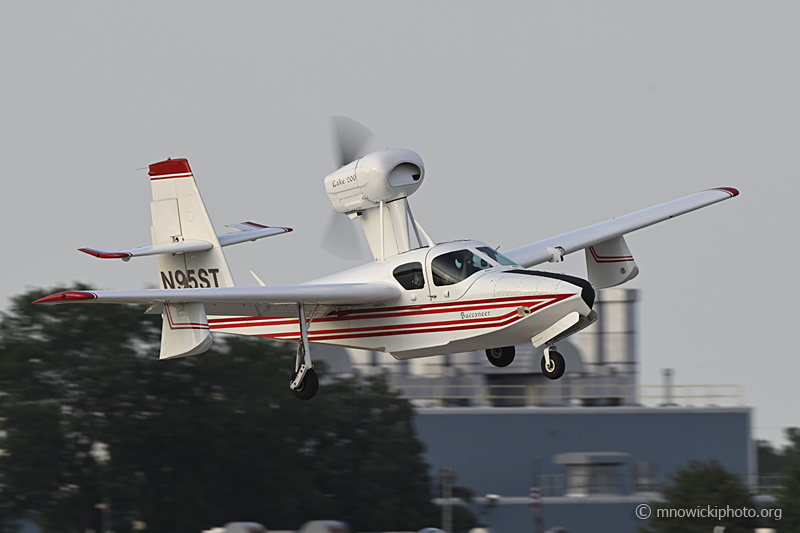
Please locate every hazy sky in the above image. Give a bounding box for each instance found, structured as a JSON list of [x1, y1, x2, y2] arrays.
[[2, 2, 797, 445]]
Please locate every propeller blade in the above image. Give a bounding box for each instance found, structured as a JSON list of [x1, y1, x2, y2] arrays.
[[331, 116, 373, 168], [321, 211, 372, 261]]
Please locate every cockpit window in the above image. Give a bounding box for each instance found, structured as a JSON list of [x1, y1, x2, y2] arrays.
[[393, 262, 425, 290], [477, 246, 519, 266], [431, 249, 492, 286]]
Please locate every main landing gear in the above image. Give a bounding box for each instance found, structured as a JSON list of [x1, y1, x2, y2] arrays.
[[541, 344, 565, 380], [290, 302, 319, 400], [485, 346, 515, 367]]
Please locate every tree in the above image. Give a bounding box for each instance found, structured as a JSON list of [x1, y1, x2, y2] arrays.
[[767, 463, 800, 530], [757, 439, 784, 476], [0, 286, 467, 533], [760, 428, 800, 530], [637, 460, 757, 533], [757, 428, 800, 476]]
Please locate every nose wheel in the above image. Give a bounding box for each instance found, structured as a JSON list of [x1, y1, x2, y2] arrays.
[[486, 346, 515, 367], [541, 345, 565, 380]]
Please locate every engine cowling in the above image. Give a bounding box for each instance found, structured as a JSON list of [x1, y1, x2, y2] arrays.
[[324, 148, 425, 214]]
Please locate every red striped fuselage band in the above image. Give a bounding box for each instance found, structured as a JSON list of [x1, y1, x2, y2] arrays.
[[208, 293, 575, 342]]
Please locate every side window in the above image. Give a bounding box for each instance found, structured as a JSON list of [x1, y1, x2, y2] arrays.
[[431, 249, 492, 286], [393, 262, 426, 290]]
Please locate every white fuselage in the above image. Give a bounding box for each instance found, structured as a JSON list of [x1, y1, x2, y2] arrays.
[[208, 240, 594, 359]]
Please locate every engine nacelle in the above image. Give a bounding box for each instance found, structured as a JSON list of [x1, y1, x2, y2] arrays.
[[324, 148, 425, 214]]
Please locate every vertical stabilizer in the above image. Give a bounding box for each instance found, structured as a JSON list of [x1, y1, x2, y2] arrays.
[[148, 158, 235, 289]]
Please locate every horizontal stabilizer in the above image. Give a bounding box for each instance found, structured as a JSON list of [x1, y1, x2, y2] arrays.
[[79, 223, 292, 260], [218, 222, 293, 247], [79, 240, 213, 260]]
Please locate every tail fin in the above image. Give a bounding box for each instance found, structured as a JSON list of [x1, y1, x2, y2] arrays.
[[149, 158, 235, 289]]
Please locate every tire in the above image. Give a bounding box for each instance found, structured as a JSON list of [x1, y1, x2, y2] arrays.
[[485, 346, 515, 367], [541, 351, 565, 380], [292, 367, 319, 400]]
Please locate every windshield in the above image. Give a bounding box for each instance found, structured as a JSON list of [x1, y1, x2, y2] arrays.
[[431, 249, 492, 286], [477, 246, 519, 267]]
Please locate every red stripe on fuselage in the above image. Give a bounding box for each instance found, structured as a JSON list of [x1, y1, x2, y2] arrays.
[[207, 294, 566, 326], [258, 310, 534, 342], [208, 298, 552, 329], [209, 293, 575, 342]]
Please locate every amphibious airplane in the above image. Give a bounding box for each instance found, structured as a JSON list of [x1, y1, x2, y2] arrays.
[[34, 119, 739, 400]]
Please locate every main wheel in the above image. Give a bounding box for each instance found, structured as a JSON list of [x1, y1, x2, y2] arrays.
[[541, 351, 565, 380], [485, 346, 515, 367], [292, 367, 319, 400]]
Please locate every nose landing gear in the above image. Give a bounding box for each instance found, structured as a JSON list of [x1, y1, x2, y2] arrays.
[[485, 346, 515, 367], [541, 344, 565, 380]]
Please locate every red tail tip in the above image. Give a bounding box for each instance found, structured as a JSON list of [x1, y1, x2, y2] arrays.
[[33, 291, 97, 304], [148, 158, 191, 177]]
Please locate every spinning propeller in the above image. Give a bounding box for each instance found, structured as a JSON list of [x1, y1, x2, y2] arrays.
[[331, 116, 373, 168], [321, 116, 374, 260]]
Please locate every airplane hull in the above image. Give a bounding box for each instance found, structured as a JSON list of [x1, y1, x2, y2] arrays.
[[208, 291, 592, 359]]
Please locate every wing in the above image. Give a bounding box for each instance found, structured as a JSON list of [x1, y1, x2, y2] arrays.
[[33, 282, 401, 317], [34, 281, 401, 360], [504, 188, 739, 287]]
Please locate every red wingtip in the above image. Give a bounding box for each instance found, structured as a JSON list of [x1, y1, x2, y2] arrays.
[[79, 248, 132, 259], [33, 291, 98, 304], [710, 187, 739, 198]]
